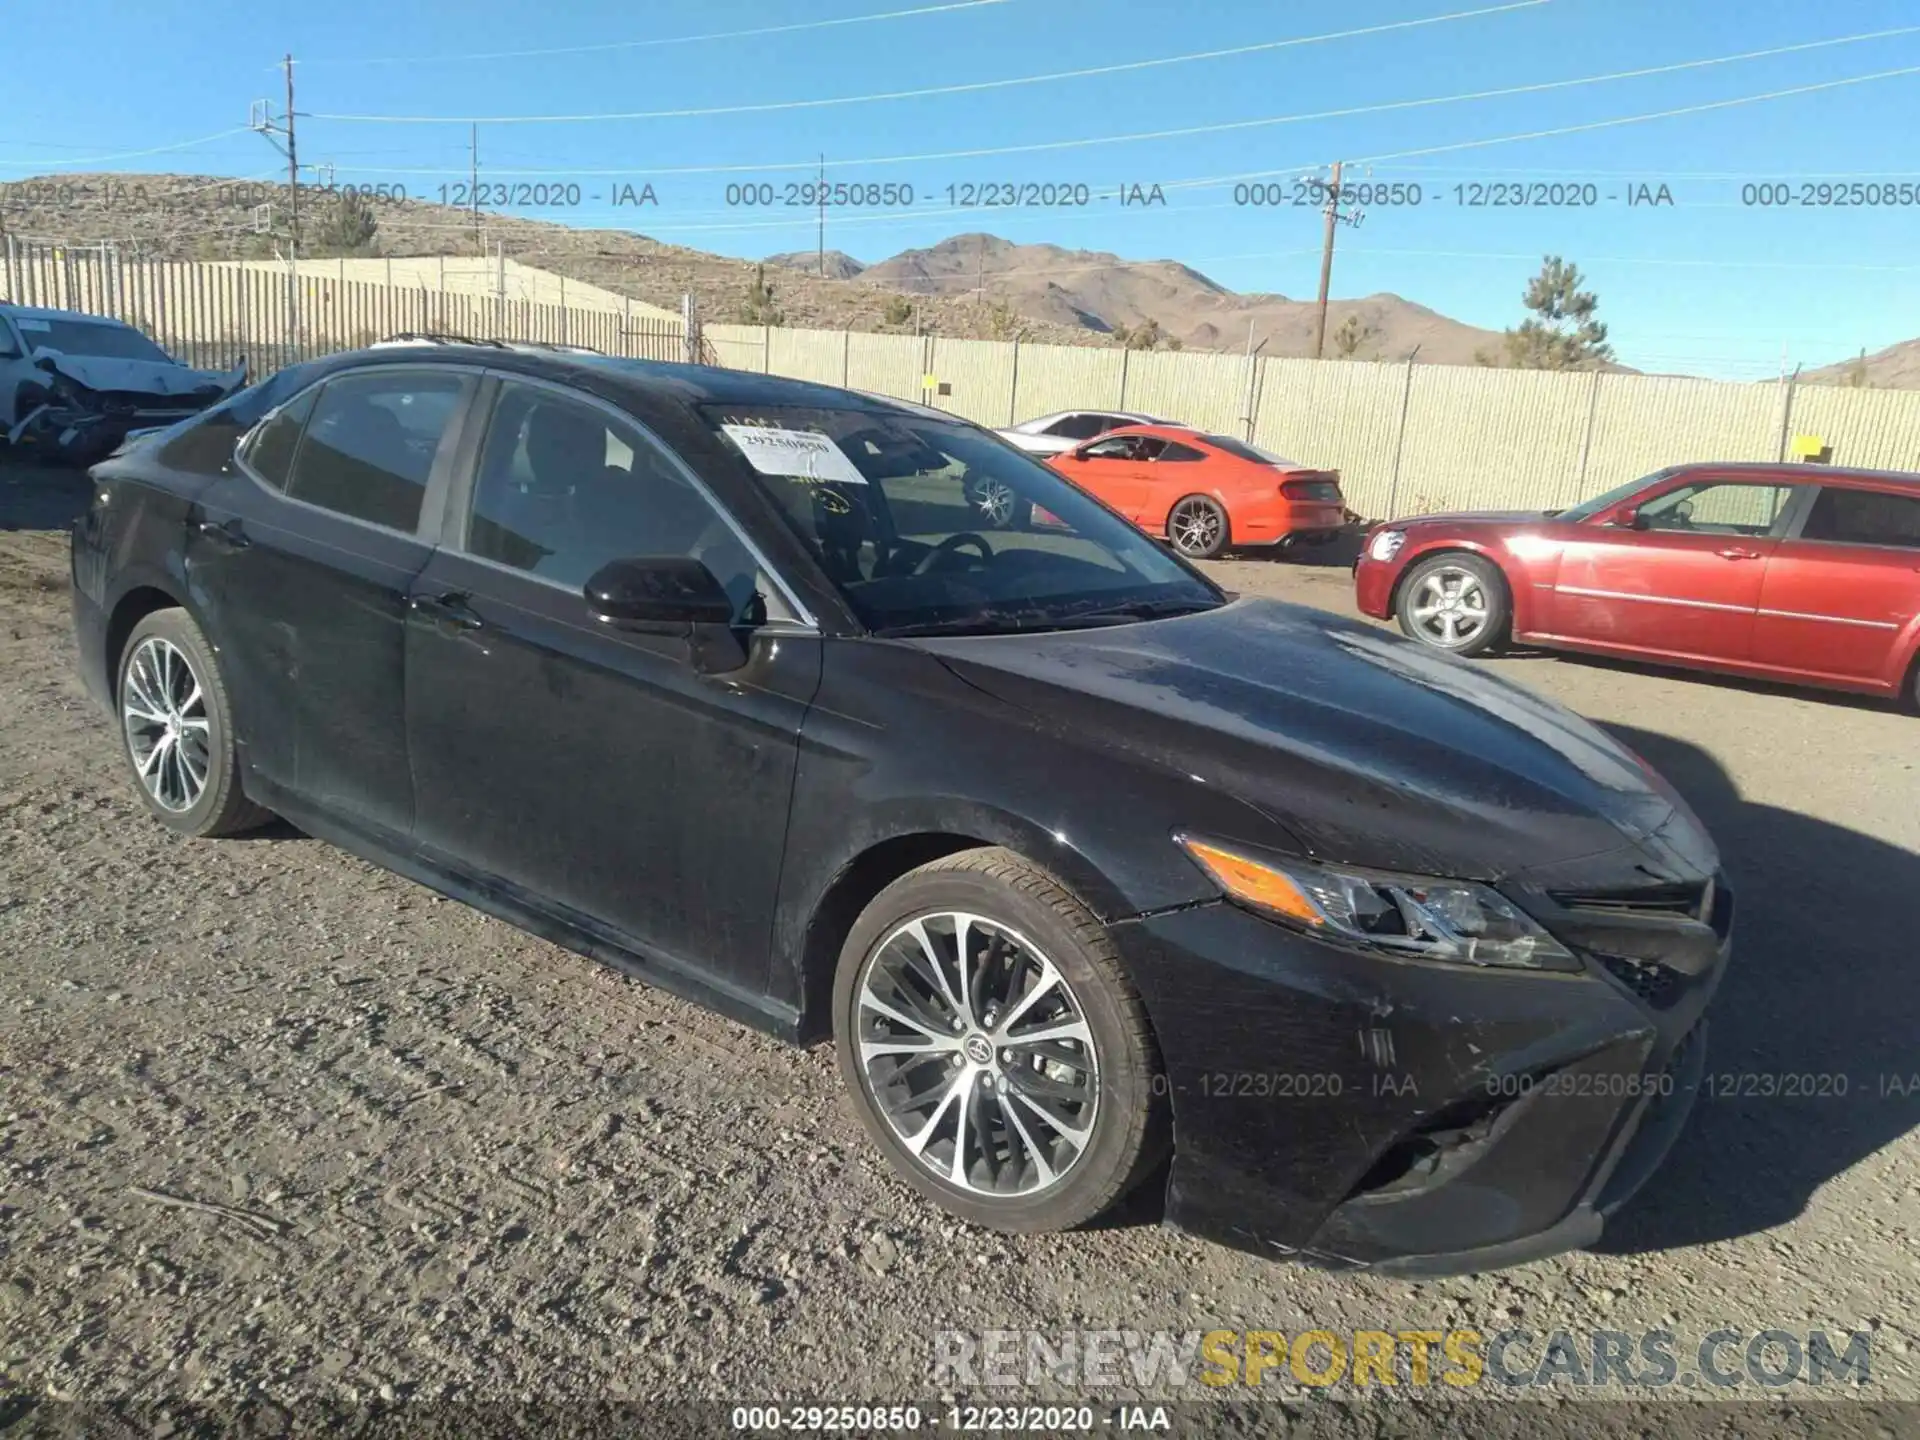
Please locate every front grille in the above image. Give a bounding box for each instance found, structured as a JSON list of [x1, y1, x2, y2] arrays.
[[1596, 953, 1684, 1009], [1552, 879, 1712, 921]]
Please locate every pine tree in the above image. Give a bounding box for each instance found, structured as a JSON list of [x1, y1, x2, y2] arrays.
[[1479, 256, 1614, 370]]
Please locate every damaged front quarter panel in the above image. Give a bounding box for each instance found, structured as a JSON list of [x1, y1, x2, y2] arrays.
[[8, 351, 248, 463]]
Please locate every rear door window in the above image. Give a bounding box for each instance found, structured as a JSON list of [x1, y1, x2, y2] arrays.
[[285, 371, 468, 533], [1798, 486, 1920, 549]]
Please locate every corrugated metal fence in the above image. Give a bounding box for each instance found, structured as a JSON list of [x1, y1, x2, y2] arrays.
[[0, 241, 689, 375], [10, 242, 1920, 518], [705, 321, 1920, 518]]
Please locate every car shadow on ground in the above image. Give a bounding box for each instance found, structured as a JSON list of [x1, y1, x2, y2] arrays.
[[0, 455, 91, 530], [1227, 526, 1364, 569], [1539, 648, 1900, 714], [1590, 723, 1920, 1256]]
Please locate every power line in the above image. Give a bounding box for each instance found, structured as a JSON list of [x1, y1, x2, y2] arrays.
[[309, 2, 1550, 123], [1343, 247, 1920, 273], [305, 59, 1920, 249], [301, 0, 1019, 67], [0, 127, 254, 171], [311, 23, 1920, 172]]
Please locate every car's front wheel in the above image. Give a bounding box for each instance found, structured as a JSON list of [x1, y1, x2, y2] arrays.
[[1395, 553, 1510, 657], [117, 608, 272, 838], [834, 848, 1169, 1233]]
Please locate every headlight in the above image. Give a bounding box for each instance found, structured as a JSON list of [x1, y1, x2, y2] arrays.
[[1367, 529, 1406, 562], [1176, 836, 1577, 971]]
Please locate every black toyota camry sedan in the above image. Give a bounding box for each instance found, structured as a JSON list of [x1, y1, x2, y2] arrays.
[[70, 347, 1731, 1275]]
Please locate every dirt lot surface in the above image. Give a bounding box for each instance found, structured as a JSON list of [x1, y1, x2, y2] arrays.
[[2, 456, 1917, 1425]]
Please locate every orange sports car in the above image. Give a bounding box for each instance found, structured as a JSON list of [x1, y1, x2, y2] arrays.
[[1045, 424, 1346, 559]]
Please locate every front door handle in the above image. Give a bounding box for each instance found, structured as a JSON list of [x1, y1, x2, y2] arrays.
[[411, 591, 485, 631], [1715, 547, 1763, 560], [195, 518, 250, 552]]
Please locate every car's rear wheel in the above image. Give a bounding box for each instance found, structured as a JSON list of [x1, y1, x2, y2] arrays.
[[833, 848, 1169, 1233], [1395, 553, 1510, 657], [1167, 495, 1229, 559], [117, 609, 272, 838]]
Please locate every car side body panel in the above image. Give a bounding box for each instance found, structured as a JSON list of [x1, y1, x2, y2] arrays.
[[1356, 464, 1920, 700]]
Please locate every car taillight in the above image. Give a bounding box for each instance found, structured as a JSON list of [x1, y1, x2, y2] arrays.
[[1282, 478, 1343, 503]]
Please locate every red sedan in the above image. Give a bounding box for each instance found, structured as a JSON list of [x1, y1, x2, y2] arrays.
[[1046, 425, 1346, 559], [1354, 461, 1920, 706]]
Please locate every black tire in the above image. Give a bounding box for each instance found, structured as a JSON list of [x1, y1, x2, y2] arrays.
[[116, 608, 273, 838], [1394, 552, 1511, 657], [833, 847, 1170, 1234], [1166, 494, 1230, 559]]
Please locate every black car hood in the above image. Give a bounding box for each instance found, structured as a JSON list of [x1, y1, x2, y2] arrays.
[[918, 598, 1718, 888]]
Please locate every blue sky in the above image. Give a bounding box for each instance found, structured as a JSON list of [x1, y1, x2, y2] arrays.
[[5, 0, 1919, 378]]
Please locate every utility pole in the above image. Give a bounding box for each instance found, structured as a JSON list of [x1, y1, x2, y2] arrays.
[[249, 60, 301, 363], [1312, 161, 1365, 360], [817, 154, 826, 278], [470, 124, 481, 255]]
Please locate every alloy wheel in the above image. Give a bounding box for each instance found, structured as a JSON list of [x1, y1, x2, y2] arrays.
[[122, 636, 211, 813], [971, 479, 1018, 528], [854, 911, 1100, 1198], [1169, 499, 1223, 556], [1409, 565, 1491, 647]]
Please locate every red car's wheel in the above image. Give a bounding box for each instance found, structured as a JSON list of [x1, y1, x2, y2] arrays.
[[1395, 553, 1510, 657], [1167, 495, 1229, 559]]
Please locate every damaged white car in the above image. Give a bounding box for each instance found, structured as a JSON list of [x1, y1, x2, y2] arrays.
[[0, 304, 248, 464]]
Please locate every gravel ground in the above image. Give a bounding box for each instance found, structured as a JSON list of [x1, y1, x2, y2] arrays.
[[2, 456, 1917, 1424]]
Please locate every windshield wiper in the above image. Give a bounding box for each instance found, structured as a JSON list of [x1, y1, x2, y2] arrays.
[[872, 611, 1138, 638], [1053, 597, 1222, 624], [873, 596, 1220, 638]]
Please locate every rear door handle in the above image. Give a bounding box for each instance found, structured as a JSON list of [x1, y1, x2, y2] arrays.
[[195, 518, 250, 552], [1716, 547, 1763, 560], [411, 591, 485, 631]]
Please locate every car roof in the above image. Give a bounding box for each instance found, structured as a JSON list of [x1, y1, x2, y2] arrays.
[[0, 302, 134, 327], [278, 344, 972, 423], [1671, 460, 1920, 488]]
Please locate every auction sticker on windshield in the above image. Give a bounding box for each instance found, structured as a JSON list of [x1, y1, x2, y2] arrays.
[[720, 423, 867, 485]]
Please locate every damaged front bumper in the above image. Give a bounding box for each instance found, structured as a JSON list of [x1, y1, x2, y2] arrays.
[[8, 400, 209, 462], [7, 364, 247, 464], [1110, 873, 1731, 1276]]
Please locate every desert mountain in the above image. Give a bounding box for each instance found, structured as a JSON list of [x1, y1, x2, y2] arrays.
[[844, 233, 1508, 363], [763, 249, 867, 281], [1803, 339, 1920, 390], [10, 173, 1624, 370]]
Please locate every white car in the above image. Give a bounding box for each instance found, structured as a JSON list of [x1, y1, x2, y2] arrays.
[[995, 409, 1170, 457], [1, 304, 247, 463]]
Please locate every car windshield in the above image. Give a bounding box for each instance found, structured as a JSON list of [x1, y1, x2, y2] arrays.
[[15, 317, 175, 364], [1201, 434, 1298, 467], [1558, 468, 1682, 522], [700, 402, 1223, 634]]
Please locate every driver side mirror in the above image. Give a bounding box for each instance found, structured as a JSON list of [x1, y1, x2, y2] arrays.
[[1063, 449, 1086, 461], [1612, 506, 1647, 530], [585, 556, 734, 631]]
